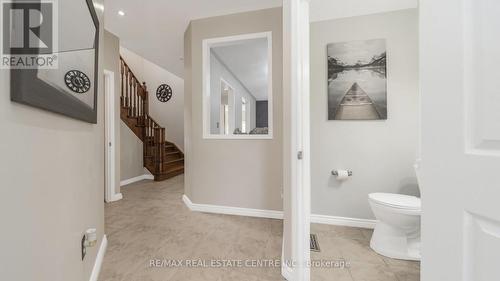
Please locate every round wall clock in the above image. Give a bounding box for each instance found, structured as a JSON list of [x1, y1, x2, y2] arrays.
[[156, 84, 173, 102], [64, 70, 91, 94]]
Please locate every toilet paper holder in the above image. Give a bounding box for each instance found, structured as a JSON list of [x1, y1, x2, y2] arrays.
[[332, 170, 353, 176]]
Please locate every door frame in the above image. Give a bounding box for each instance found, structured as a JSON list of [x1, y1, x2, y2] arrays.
[[283, 0, 311, 280], [104, 69, 122, 203]]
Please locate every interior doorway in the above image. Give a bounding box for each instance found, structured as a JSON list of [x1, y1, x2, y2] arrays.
[[104, 69, 122, 203]]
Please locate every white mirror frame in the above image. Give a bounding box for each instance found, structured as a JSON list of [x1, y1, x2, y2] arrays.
[[202, 31, 273, 140]]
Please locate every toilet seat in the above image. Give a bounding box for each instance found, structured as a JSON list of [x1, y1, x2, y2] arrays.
[[369, 193, 421, 210]]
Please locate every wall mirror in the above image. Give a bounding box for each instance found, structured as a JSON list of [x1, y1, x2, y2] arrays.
[[202, 32, 273, 139], [11, 0, 99, 123]]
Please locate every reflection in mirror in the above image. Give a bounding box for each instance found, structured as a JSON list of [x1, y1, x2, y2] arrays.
[[37, 0, 97, 110], [219, 79, 234, 135], [10, 0, 99, 123], [204, 32, 272, 138]]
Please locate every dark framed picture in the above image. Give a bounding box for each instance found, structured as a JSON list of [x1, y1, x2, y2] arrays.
[[327, 39, 387, 120], [10, 0, 100, 123]]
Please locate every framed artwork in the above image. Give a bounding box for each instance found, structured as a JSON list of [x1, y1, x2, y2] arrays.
[[327, 39, 387, 120]]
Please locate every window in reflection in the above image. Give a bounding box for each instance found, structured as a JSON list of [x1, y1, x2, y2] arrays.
[[241, 97, 248, 133]]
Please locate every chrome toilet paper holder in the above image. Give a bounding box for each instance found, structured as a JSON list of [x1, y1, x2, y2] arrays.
[[332, 170, 353, 176]]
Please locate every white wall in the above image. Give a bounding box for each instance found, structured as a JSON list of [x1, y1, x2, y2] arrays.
[[0, 0, 105, 280], [120, 47, 185, 150], [184, 8, 283, 211], [310, 9, 419, 220], [209, 53, 257, 134]]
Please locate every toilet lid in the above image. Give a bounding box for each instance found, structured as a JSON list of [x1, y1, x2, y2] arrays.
[[369, 193, 421, 210]]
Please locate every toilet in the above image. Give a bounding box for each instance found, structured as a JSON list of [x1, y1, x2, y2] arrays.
[[368, 192, 421, 260], [368, 161, 422, 260]]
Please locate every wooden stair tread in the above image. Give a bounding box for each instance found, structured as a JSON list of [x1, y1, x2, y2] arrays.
[[159, 164, 184, 174], [144, 153, 181, 158], [165, 158, 184, 164]]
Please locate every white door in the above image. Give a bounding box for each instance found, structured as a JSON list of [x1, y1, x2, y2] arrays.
[[420, 0, 500, 280]]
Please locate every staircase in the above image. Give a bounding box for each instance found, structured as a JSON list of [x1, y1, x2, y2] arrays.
[[120, 57, 184, 181]]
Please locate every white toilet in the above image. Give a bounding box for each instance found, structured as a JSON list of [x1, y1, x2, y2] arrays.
[[368, 192, 421, 260], [368, 161, 421, 260]]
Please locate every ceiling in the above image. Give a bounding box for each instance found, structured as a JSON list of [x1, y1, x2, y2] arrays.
[[104, 0, 282, 78], [104, 0, 418, 78], [212, 38, 269, 101], [309, 0, 418, 22]]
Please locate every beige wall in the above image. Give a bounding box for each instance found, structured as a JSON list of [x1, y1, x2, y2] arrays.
[[184, 8, 283, 211], [0, 0, 105, 280], [103, 30, 122, 193], [120, 121, 145, 181], [310, 9, 419, 219]]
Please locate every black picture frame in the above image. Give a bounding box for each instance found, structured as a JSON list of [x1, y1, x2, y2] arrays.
[[10, 0, 100, 124]]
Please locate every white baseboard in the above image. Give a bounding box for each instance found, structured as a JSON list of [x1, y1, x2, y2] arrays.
[[282, 263, 294, 281], [89, 235, 107, 281], [281, 236, 293, 281], [182, 194, 376, 229], [120, 174, 154, 186], [107, 193, 123, 202], [182, 195, 284, 219], [310, 214, 376, 229]]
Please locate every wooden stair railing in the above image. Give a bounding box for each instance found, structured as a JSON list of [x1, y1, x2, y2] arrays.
[[120, 56, 184, 181]]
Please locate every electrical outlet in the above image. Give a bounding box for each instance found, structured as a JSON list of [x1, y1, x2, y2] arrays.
[[81, 235, 86, 260]]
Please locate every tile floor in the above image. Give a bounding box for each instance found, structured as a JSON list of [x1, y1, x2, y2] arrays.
[[100, 175, 419, 281], [100, 176, 283, 281], [310, 224, 420, 281]]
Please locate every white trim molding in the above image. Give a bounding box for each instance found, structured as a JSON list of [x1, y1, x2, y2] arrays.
[[282, 236, 294, 281], [120, 174, 154, 187], [89, 235, 107, 281], [182, 194, 376, 229], [104, 70, 121, 203], [108, 193, 123, 202], [283, 0, 312, 280], [310, 214, 376, 229], [182, 195, 283, 219]]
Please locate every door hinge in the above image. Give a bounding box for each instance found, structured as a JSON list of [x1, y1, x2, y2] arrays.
[[297, 151, 303, 160], [109, 142, 112, 147]]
